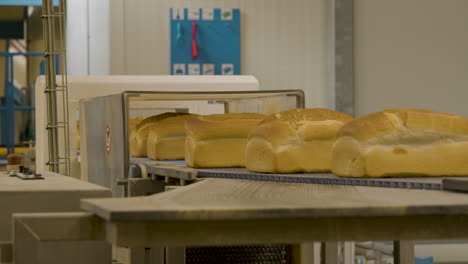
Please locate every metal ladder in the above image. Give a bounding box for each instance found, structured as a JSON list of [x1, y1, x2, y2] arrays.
[[41, 0, 70, 175]]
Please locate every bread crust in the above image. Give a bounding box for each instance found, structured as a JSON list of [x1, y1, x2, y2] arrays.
[[246, 108, 353, 173], [185, 113, 265, 141], [129, 112, 189, 157], [332, 109, 468, 178], [146, 114, 197, 160], [185, 113, 265, 167], [338, 109, 468, 142]]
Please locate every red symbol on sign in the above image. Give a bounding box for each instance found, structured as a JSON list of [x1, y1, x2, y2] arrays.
[[105, 125, 111, 155]]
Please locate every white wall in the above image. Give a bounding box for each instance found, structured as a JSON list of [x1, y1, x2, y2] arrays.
[[354, 0, 468, 117], [67, 0, 89, 75], [67, 0, 110, 75], [110, 0, 332, 108]]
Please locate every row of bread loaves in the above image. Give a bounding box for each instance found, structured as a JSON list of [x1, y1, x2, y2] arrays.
[[130, 112, 265, 166], [130, 108, 468, 178], [130, 113, 189, 157], [247, 108, 468, 178]]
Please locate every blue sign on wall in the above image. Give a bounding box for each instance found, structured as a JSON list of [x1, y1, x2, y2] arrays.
[[170, 8, 240, 75], [0, 0, 58, 6]]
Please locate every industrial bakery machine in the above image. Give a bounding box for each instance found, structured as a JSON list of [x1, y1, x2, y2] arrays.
[[79, 90, 305, 197]]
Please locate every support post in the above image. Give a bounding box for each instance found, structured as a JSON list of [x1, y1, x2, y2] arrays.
[[394, 240, 414, 264]]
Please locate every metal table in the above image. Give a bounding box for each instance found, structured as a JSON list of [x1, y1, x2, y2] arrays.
[[82, 175, 468, 263]]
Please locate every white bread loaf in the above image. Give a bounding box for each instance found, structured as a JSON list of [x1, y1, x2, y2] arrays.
[[146, 114, 197, 160], [185, 113, 265, 168], [130, 113, 189, 157], [332, 109, 468, 178], [129, 117, 145, 131], [246, 108, 353, 173]]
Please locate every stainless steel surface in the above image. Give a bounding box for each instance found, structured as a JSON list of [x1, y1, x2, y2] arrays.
[[334, 0, 354, 116], [81, 93, 125, 196], [148, 165, 197, 182], [41, 0, 70, 175], [81, 90, 304, 196], [443, 178, 468, 193]]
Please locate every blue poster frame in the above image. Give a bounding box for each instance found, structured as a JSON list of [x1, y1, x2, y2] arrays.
[[170, 8, 240, 75]]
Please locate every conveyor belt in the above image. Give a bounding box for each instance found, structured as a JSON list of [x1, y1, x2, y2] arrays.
[[196, 168, 455, 190], [130, 157, 186, 166], [131, 157, 468, 190]]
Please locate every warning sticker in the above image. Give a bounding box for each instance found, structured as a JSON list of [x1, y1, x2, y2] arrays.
[[105, 125, 111, 155]]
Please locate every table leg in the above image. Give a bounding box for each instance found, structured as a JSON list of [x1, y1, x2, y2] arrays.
[[342, 242, 354, 264], [322, 242, 339, 264], [0, 241, 12, 264], [126, 248, 145, 264], [291, 243, 320, 264], [166, 247, 185, 264], [148, 248, 164, 264], [116, 247, 164, 264], [393, 240, 414, 264]]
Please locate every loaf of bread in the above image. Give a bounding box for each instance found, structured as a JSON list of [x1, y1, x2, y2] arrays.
[[246, 108, 353, 173], [130, 113, 189, 157], [129, 117, 145, 131], [146, 114, 197, 160], [185, 113, 265, 168], [332, 109, 468, 178]]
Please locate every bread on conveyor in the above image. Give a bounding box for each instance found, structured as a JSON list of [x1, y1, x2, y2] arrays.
[[332, 109, 468, 178], [185, 113, 265, 168], [245, 108, 353, 173], [129, 117, 145, 131], [147, 114, 197, 160], [130, 113, 189, 157]]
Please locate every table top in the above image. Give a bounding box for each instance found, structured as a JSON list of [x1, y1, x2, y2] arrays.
[[0, 172, 110, 192], [82, 178, 468, 222]]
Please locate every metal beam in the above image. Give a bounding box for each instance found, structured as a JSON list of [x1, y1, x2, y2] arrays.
[[334, 0, 354, 116]]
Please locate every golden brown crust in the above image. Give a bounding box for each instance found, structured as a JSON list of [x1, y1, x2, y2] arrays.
[[146, 115, 196, 160], [263, 108, 353, 128], [130, 112, 190, 157], [200, 113, 264, 122], [129, 117, 144, 131], [338, 109, 468, 142], [249, 108, 353, 145], [135, 112, 189, 131], [185, 113, 265, 140], [332, 109, 468, 178], [149, 114, 197, 138], [245, 108, 353, 173]]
